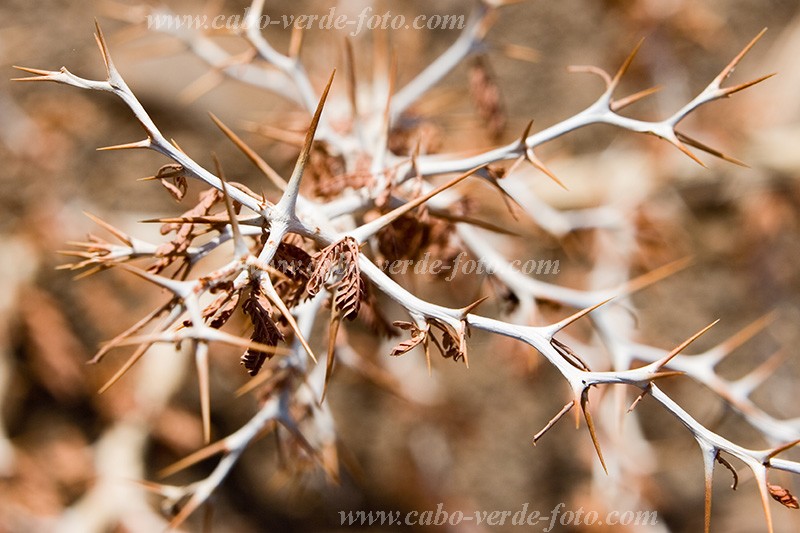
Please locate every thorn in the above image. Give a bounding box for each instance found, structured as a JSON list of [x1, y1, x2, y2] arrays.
[[56, 250, 94, 260], [11, 65, 54, 77], [209, 113, 287, 191], [497, 42, 540, 63], [532, 401, 574, 445], [458, 295, 489, 319], [178, 69, 224, 105], [73, 265, 105, 280], [547, 298, 614, 338], [96, 138, 151, 151], [649, 370, 686, 380], [581, 389, 608, 475], [11, 65, 62, 82], [669, 133, 707, 168], [355, 165, 485, 240], [622, 257, 693, 296], [195, 341, 212, 444], [610, 38, 645, 91], [717, 311, 777, 357], [82, 211, 132, 245], [321, 313, 340, 403], [675, 131, 749, 167], [94, 19, 116, 80], [515, 122, 566, 189], [424, 338, 432, 377], [720, 73, 776, 97], [734, 349, 787, 396], [212, 153, 248, 258], [288, 24, 305, 59], [97, 342, 153, 394], [242, 122, 305, 147], [343, 37, 358, 117], [478, 168, 523, 220], [169, 492, 205, 530], [767, 439, 800, 460], [277, 69, 336, 217], [113, 262, 188, 295], [429, 210, 519, 235], [505, 154, 526, 178], [627, 386, 649, 413], [653, 320, 720, 370], [550, 337, 591, 371], [139, 214, 233, 225], [526, 148, 567, 190], [517, 119, 534, 149], [611, 85, 662, 112], [475, 7, 497, 40], [716, 28, 768, 85], [117, 329, 289, 357], [171, 138, 186, 154], [261, 277, 317, 364]]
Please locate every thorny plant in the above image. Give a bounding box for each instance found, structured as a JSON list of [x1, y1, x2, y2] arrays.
[[12, 0, 800, 531]]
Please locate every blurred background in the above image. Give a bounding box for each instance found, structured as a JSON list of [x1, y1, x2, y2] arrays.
[[2, 0, 800, 531]]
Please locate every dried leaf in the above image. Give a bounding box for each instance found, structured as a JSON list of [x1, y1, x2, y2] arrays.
[[147, 164, 188, 201], [768, 484, 799, 509], [308, 237, 364, 321], [390, 321, 426, 356], [241, 283, 284, 376]]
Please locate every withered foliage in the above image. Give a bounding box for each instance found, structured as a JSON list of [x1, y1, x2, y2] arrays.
[[306, 143, 367, 200], [241, 281, 284, 376], [436, 323, 467, 363], [151, 188, 226, 276], [390, 319, 468, 365], [375, 197, 468, 268], [308, 236, 364, 321], [390, 321, 427, 357], [149, 163, 188, 201], [768, 484, 800, 509], [388, 117, 443, 156], [268, 234, 315, 310], [201, 284, 240, 330], [469, 56, 506, 141]]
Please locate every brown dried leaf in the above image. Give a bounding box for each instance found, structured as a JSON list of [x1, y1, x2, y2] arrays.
[[148, 164, 188, 201], [768, 483, 799, 509], [151, 188, 226, 275], [241, 283, 284, 376], [308, 236, 364, 321], [390, 321, 426, 356]]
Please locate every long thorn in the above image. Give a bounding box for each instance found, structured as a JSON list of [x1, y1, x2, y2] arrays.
[[581, 389, 608, 474], [212, 153, 248, 258], [533, 401, 574, 445], [97, 342, 153, 394], [321, 313, 340, 403], [355, 165, 485, 241], [277, 70, 336, 216], [654, 320, 720, 370], [208, 112, 287, 191], [547, 298, 614, 338], [610, 38, 644, 91], [195, 341, 212, 444]]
